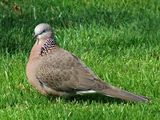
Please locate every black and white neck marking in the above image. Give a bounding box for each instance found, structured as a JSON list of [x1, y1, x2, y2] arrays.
[[40, 38, 56, 56]]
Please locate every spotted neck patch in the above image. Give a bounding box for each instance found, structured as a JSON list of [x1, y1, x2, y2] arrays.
[[40, 38, 56, 56]]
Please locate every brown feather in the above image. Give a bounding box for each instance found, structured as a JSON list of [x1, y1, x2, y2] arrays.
[[27, 23, 149, 102], [35, 47, 149, 102]]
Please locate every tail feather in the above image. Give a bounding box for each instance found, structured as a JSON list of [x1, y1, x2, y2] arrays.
[[100, 85, 149, 102]]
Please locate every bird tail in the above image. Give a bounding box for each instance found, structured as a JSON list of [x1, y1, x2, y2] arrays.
[[99, 85, 149, 102]]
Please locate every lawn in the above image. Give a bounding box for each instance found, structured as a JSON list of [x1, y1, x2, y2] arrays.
[[0, 0, 160, 119]]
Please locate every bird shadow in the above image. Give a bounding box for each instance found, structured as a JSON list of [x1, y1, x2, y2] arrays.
[[47, 93, 134, 105]]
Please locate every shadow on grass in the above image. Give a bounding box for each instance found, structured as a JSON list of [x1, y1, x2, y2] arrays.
[[1, 1, 159, 55], [0, 2, 133, 54], [47, 93, 132, 105]]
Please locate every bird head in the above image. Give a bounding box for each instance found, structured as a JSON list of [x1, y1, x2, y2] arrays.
[[34, 23, 53, 42]]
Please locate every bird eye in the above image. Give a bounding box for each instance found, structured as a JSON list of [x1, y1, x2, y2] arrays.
[[42, 30, 46, 33]]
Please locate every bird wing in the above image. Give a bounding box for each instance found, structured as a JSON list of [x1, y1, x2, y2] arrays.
[[35, 47, 149, 102], [36, 47, 107, 94]]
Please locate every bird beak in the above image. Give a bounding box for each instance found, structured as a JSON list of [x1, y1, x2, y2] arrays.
[[33, 33, 40, 40], [33, 33, 40, 45], [33, 34, 37, 39]]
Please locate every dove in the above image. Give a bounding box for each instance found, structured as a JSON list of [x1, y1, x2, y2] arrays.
[[26, 23, 149, 102]]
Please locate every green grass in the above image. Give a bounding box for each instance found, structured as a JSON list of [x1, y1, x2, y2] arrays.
[[0, 0, 160, 119]]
